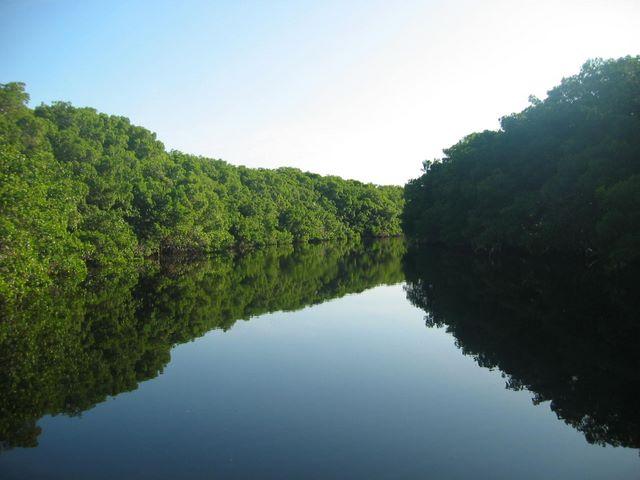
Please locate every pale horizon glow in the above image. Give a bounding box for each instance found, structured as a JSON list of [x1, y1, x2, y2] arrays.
[[2, 0, 639, 185]]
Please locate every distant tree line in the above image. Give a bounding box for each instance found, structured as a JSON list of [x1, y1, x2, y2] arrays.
[[403, 56, 640, 268], [0, 84, 403, 305]]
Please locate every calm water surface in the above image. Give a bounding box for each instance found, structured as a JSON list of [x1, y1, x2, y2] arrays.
[[1, 240, 638, 479]]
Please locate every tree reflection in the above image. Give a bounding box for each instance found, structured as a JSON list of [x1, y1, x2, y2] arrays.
[[0, 239, 405, 450], [403, 246, 640, 451]]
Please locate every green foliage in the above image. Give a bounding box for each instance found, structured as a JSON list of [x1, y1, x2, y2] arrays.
[[0, 83, 403, 304], [0, 88, 87, 306], [0, 238, 405, 449], [403, 56, 640, 267]]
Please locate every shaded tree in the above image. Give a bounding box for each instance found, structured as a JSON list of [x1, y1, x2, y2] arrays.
[[403, 56, 640, 268]]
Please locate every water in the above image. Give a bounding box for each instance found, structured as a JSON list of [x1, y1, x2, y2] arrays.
[[1, 239, 638, 479]]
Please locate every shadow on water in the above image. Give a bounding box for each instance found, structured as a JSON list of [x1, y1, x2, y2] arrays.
[[0, 238, 405, 451], [403, 245, 640, 452]]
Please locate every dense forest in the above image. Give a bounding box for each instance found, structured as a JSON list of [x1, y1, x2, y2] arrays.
[[403, 246, 640, 451], [0, 84, 403, 307], [403, 56, 640, 267], [0, 239, 405, 450]]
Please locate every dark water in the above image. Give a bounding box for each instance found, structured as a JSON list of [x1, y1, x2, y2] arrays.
[[1, 239, 638, 479]]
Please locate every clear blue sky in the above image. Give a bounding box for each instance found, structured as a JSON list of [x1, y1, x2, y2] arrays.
[[2, 0, 639, 185]]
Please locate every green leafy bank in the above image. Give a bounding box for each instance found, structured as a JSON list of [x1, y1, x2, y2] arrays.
[[0, 84, 403, 306], [403, 56, 640, 268]]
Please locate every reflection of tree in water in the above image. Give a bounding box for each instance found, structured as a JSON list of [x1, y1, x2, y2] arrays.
[[0, 239, 405, 450], [403, 246, 640, 451]]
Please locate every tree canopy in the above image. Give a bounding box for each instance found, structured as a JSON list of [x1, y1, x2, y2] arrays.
[[403, 56, 640, 268], [0, 85, 403, 306]]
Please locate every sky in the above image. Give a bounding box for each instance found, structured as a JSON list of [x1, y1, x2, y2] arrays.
[[1, 0, 639, 185]]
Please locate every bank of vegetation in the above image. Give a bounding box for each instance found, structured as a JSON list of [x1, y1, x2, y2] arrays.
[[403, 56, 640, 268], [0, 84, 403, 306]]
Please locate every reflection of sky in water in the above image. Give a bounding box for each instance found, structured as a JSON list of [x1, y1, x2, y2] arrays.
[[2, 284, 637, 480]]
